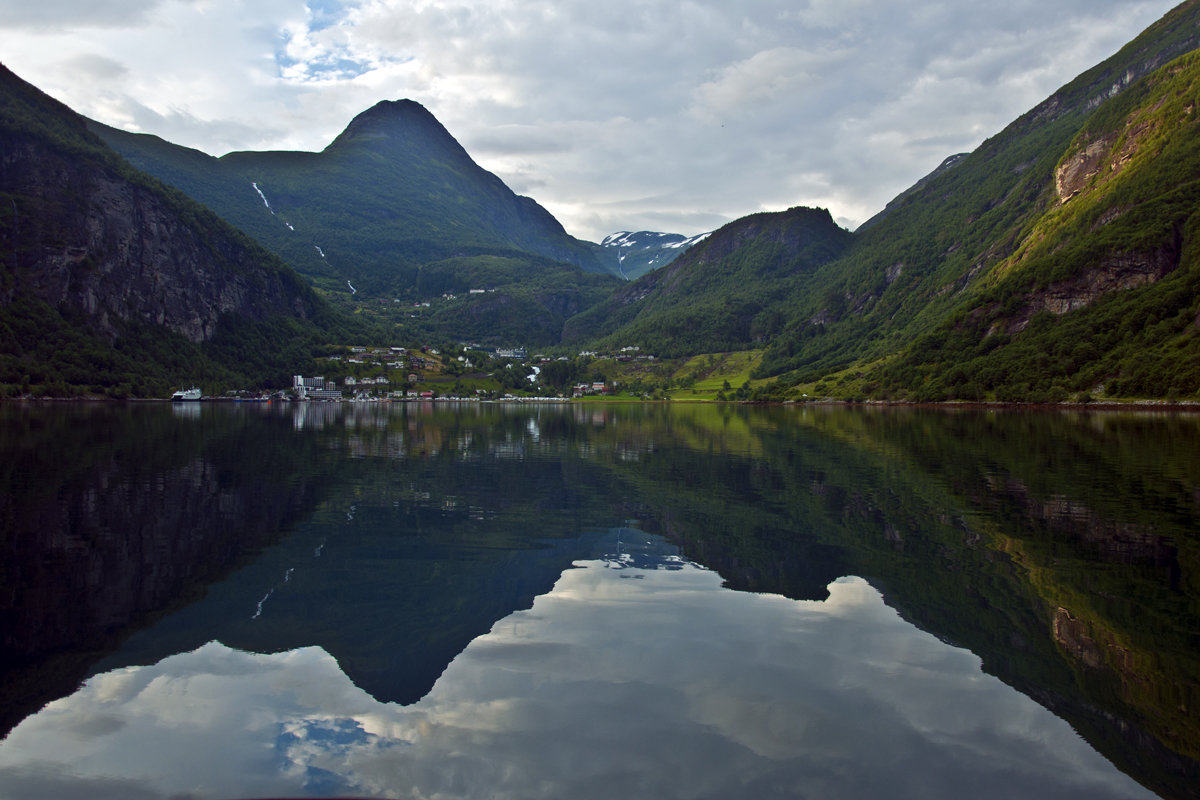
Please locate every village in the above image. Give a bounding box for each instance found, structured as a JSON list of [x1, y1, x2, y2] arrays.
[[278, 343, 661, 402]]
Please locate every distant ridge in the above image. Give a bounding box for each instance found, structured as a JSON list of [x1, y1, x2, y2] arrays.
[[565, 206, 851, 355]]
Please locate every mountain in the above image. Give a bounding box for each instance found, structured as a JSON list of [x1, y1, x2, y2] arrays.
[[90, 100, 626, 347], [91, 101, 620, 297], [564, 206, 852, 356], [596, 230, 711, 279], [583, 0, 1200, 402], [0, 63, 345, 398]]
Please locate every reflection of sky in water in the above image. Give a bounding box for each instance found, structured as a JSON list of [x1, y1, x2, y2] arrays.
[[0, 559, 1154, 800]]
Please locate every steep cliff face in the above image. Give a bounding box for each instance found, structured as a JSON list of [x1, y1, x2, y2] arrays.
[[976, 52, 1200, 338], [1, 132, 318, 344], [0, 63, 335, 395], [747, 3, 1200, 397]]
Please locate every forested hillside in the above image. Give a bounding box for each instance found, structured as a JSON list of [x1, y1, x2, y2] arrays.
[[868, 49, 1200, 401], [92, 101, 624, 347]]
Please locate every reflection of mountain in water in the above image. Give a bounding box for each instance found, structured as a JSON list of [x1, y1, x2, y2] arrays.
[[92, 516, 613, 706], [2, 561, 1155, 800], [87, 408, 636, 705], [96, 526, 692, 710], [0, 404, 338, 738], [607, 407, 1200, 800], [3, 403, 1197, 799]]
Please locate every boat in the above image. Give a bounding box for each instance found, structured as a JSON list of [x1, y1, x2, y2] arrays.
[[171, 387, 203, 402]]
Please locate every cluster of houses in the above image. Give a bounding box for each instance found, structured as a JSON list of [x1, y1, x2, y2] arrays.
[[577, 346, 653, 363], [438, 289, 493, 301], [293, 346, 429, 401], [572, 382, 613, 397], [293, 374, 442, 402], [324, 346, 427, 370], [293, 375, 345, 401]]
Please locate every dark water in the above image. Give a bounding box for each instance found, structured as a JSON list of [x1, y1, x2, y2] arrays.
[[0, 401, 1197, 799]]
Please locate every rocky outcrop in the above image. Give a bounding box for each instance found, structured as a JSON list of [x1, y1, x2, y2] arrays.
[[1033, 247, 1179, 317], [1056, 103, 1164, 205], [985, 242, 1181, 337], [1055, 135, 1117, 201], [1, 133, 318, 343]]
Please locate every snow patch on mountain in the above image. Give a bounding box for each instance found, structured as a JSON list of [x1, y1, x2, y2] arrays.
[[601, 231, 638, 248], [666, 232, 710, 249]]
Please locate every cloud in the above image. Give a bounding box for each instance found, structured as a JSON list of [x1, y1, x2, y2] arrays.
[[60, 53, 130, 82], [0, 0, 164, 29], [0, 0, 1183, 240], [690, 47, 834, 122]]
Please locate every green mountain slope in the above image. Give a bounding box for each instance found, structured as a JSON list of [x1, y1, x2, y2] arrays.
[[91, 101, 618, 297], [0, 63, 356, 397], [870, 49, 1200, 401], [751, 0, 1200, 400]]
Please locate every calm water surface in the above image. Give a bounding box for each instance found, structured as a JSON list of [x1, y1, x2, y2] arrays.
[[0, 402, 1196, 799]]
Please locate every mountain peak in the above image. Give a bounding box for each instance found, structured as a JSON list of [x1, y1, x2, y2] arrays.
[[324, 99, 467, 159], [353, 98, 435, 125]]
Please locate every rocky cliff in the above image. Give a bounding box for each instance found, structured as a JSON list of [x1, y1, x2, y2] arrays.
[[1, 120, 320, 344], [0, 63, 335, 395]]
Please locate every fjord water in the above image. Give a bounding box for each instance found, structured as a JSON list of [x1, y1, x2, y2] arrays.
[[0, 403, 1196, 799]]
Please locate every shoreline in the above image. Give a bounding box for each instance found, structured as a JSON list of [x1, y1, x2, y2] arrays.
[[4, 395, 1200, 413]]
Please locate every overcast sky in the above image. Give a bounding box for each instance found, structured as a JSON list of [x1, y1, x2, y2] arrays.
[[0, 0, 1182, 242]]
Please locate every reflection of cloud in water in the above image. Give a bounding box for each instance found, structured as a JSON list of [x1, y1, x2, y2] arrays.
[[0, 564, 1153, 800]]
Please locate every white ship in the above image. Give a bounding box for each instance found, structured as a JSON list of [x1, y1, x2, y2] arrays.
[[170, 387, 203, 401]]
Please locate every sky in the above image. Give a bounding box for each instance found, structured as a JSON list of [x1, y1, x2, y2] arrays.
[[0, 0, 1183, 242]]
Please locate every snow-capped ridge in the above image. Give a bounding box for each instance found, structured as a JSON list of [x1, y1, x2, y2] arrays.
[[597, 229, 711, 279], [601, 231, 636, 247]]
